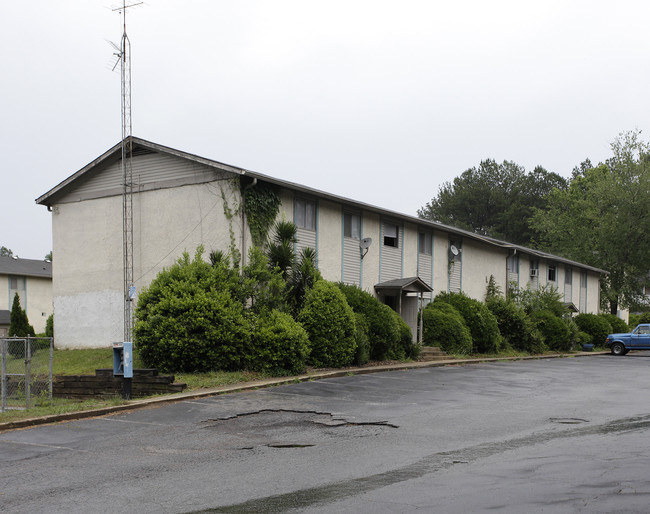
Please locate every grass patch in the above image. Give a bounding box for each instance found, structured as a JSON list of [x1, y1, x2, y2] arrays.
[[52, 347, 146, 375], [0, 396, 127, 423], [175, 370, 271, 390]]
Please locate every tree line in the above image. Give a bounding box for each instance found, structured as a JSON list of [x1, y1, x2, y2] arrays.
[[418, 130, 650, 315]]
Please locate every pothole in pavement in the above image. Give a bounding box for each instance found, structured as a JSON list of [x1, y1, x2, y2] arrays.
[[201, 409, 398, 449], [550, 417, 590, 424]]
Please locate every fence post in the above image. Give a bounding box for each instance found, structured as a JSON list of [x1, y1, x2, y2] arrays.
[[49, 337, 53, 403], [1, 339, 6, 412], [26, 337, 31, 409]]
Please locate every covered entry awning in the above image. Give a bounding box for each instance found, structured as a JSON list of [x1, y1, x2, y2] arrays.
[[374, 276, 433, 295], [374, 277, 433, 345]]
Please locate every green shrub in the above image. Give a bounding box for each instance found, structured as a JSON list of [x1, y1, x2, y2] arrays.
[[599, 313, 628, 333], [628, 314, 642, 327], [248, 310, 310, 375], [45, 313, 54, 338], [134, 249, 252, 372], [352, 313, 371, 365], [9, 293, 35, 338], [299, 281, 356, 368], [422, 302, 472, 355], [487, 297, 546, 353], [512, 284, 568, 318], [392, 311, 416, 360], [336, 283, 403, 360], [640, 312, 650, 324], [573, 313, 612, 347], [434, 292, 502, 353], [576, 331, 593, 346], [531, 310, 572, 351]]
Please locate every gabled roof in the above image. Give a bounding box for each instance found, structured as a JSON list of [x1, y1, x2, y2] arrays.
[[35, 136, 607, 276], [375, 277, 433, 294], [0, 256, 52, 278]]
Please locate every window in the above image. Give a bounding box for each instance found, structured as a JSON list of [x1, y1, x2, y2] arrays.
[[9, 276, 26, 307], [419, 232, 432, 255], [295, 198, 316, 230], [344, 213, 361, 240], [383, 222, 399, 247], [637, 326, 650, 335], [548, 265, 556, 282], [565, 266, 572, 285]]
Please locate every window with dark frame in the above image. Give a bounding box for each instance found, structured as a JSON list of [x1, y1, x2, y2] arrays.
[[419, 232, 432, 255], [565, 266, 572, 285], [295, 198, 316, 231], [548, 265, 556, 282], [383, 222, 399, 247], [344, 213, 361, 240]]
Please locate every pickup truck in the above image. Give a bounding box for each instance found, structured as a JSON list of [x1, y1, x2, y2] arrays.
[[605, 323, 650, 355]]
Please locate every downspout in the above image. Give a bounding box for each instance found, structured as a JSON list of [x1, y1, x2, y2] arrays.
[[241, 177, 257, 267], [419, 291, 423, 345]]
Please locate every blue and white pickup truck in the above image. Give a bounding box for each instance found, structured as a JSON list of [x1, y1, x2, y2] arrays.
[[605, 324, 650, 355]]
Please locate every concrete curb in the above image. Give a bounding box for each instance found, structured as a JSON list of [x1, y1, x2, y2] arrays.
[[0, 351, 609, 433]]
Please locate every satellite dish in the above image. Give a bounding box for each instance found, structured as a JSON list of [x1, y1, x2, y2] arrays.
[[360, 238, 373, 250], [359, 237, 372, 259], [450, 245, 459, 256]]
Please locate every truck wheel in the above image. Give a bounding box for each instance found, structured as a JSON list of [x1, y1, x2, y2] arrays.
[[611, 342, 625, 356]]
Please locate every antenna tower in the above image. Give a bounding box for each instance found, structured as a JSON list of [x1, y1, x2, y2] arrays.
[[113, 1, 141, 342]]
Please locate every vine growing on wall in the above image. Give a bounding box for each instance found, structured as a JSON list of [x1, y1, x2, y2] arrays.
[[244, 182, 281, 248], [219, 179, 242, 268]]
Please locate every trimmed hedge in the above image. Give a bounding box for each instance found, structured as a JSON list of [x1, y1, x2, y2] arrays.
[[487, 297, 546, 353], [434, 292, 502, 353], [573, 313, 612, 347], [352, 312, 371, 365], [336, 283, 404, 360], [248, 309, 310, 375], [134, 250, 252, 372], [599, 313, 628, 334], [530, 310, 571, 351], [299, 281, 356, 368], [422, 302, 472, 355]]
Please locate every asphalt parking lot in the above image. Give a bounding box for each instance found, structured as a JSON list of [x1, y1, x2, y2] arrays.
[[2, 354, 650, 513]]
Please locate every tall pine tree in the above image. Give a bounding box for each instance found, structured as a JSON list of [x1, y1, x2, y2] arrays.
[[9, 293, 34, 337]]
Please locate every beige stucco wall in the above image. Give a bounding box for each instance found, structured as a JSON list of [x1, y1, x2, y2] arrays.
[[461, 238, 508, 301], [0, 275, 8, 311], [52, 181, 237, 348], [25, 276, 53, 334], [316, 199, 342, 280], [1, 274, 52, 334]]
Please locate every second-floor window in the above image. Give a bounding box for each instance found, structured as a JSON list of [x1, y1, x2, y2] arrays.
[[344, 213, 361, 239], [295, 198, 316, 231], [548, 265, 557, 282], [383, 222, 399, 248], [419, 232, 432, 255]]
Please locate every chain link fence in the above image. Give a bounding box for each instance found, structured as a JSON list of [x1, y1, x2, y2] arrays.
[[1, 337, 53, 411]]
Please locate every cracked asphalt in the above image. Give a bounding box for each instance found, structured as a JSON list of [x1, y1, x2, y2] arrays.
[[2, 354, 650, 513]]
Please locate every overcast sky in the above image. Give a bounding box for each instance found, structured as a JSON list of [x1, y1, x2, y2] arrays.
[[2, 1, 648, 260]]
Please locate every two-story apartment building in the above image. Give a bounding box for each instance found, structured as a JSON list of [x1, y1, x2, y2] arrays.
[[36, 138, 605, 348], [0, 256, 53, 336]]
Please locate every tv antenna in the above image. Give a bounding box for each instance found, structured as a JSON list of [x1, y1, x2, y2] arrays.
[[111, 1, 142, 343]]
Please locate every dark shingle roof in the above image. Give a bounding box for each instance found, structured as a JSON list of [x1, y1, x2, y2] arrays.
[[0, 256, 52, 278]]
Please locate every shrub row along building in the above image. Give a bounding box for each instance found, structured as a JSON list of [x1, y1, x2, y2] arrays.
[[36, 138, 605, 348]]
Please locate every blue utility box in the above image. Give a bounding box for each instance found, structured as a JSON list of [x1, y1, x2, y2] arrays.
[[112, 341, 133, 378]]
